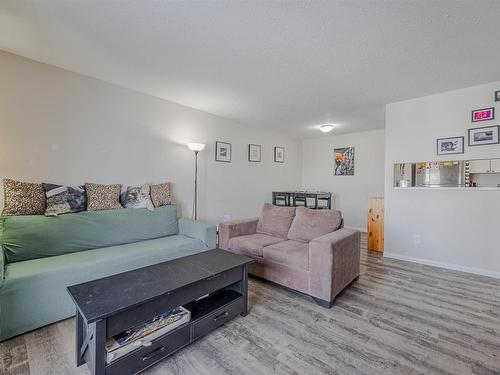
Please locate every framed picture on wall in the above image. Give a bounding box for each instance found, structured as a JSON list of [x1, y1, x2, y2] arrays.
[[334, 147, 355, 176], [274, 146, 285, 163], [468, 125, 500, 146], [495, 90, 500, 102], [436, 136, 464, 155], [215, 141, 231, 162], [248, 144, 261, 162], [471, 107, 495, 122]]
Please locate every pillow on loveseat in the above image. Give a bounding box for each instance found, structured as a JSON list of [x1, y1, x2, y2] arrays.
[[287, 207, 342, 242], [256, 203, 295, 239]]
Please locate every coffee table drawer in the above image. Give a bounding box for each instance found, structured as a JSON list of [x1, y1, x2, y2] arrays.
[[192, 297, 243, 341], [106, 325, 190, 375]]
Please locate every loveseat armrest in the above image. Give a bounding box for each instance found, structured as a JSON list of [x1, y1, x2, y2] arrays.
[[308, 228, 361, 305], [178, 219, 217, 249], [218, 218, 259, 250]]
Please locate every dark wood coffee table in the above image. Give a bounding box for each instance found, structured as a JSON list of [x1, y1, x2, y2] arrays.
[[67, 249, 253, 375]]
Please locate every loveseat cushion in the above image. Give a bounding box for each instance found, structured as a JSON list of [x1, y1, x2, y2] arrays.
[[228, 233, 284, 258], [0, 205, 179, 263], [263, 240, 309, 270], [287, 207, 342, 242], [256, 203, 295, 239]]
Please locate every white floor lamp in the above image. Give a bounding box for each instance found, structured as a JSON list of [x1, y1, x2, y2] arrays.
[[187, 143, 206, 220]]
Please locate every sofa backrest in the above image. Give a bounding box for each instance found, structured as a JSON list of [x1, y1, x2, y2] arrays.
[[256, 203, 296, 239], [287, 207, 342, 242], [0, 205, 179, 263]]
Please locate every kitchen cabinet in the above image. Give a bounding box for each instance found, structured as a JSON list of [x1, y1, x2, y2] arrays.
[[469, 159, 491, 174], [469, 159, 500, 174], [490, 159, 500, 173]]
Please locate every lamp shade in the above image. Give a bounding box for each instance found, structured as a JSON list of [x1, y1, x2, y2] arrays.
[[187, 143, 206, 152]]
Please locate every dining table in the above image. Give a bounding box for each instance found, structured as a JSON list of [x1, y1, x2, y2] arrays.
[[271, 191, 332, 209]]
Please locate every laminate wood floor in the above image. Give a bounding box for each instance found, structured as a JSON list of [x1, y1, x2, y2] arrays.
[[1, 235, 499, 375]]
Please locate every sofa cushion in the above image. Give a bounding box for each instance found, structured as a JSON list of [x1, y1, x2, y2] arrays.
[[228, 233, 284, 258], [263, 240, 309, 270], [0, 205, 179, 263], [256, 203, 295, 239], [287, 207, 342, 242], [0, 234, 208, 341]]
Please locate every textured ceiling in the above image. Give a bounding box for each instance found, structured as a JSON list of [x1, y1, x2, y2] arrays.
[[1, 1, 500, 138]]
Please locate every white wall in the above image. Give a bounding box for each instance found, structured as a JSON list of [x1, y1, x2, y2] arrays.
[[0, 50, 302, 223], [385, 80, 500, 278], [302, 129, 385, 230]]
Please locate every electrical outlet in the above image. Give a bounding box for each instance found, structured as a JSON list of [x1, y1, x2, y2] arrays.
[[414, 235, 421, 245]]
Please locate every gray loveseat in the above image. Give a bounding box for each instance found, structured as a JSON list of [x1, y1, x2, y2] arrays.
[[0, 205, 216, 341], [219, 204, 360, 308]]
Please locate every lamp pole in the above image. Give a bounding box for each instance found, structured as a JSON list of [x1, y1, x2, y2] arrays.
[[194, 150, 199, 220], [187, 143, 205, 221]]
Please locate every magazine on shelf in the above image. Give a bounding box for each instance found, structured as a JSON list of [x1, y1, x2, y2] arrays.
[[105, 306, 191, 364]]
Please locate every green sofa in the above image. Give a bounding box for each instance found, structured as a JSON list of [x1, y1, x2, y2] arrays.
[[0, 205, 216, 341]]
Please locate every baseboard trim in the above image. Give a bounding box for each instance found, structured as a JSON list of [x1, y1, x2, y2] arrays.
[[384, 252, 500, 279], [345, 226, 365, 232]]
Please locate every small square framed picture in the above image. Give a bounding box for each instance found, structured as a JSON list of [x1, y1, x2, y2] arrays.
[[468, 125, 500, 146], [495, 91, 500, 102], [471, 107, 495, 122], [215, 141, 231, 162], [248, 144, 261, 162], [436, 136, 464, 155], [274, 146, 285, 163]]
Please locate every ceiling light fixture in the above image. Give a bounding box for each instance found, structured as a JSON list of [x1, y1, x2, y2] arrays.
[[319, 124, 335, 133]]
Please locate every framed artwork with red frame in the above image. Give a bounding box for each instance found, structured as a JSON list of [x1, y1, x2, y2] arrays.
[[471, 107, 495, 122]]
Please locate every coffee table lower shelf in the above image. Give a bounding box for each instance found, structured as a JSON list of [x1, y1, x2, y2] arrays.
[[106, 290, 243, 375]]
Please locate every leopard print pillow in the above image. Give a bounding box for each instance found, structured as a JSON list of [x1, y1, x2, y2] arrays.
[[2, 178, 46, 216], [85, 183, 122, 211], [150, 182, 175, 208]]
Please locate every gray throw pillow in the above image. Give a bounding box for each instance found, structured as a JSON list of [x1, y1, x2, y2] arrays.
[[43, 183, 87, 216], [120, 184, 154, 211]]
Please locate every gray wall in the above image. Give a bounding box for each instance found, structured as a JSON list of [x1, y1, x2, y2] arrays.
[[385, 80, 500, 277], [0, 50, 303, 223], [302, 129, 385, 230]]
